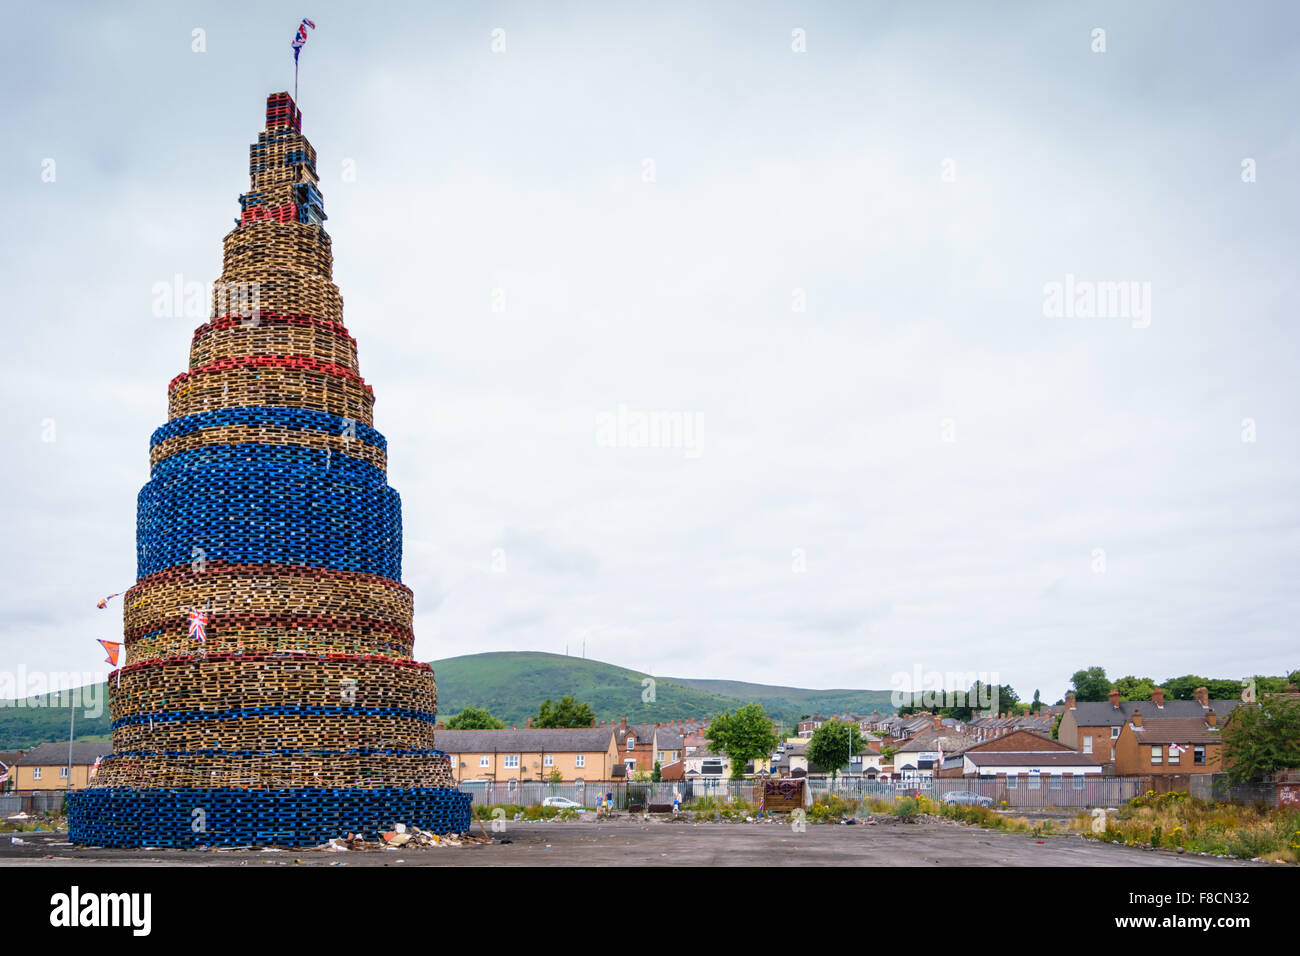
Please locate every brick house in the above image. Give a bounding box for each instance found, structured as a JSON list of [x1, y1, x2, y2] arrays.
[[1057, 686, 1238, 763], [1113, 710, 1225, 775], [955, 729, 1102, 783], [935, 728, 1078, 777], [654, 725, 684, 767], [433, 727, 619, 785], [612, 718, 656, 776], [13, 742, 113, 792], [892, 717, 976, 781]]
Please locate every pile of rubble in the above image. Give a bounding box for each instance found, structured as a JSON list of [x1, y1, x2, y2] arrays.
[[315, 823, 493, 852]]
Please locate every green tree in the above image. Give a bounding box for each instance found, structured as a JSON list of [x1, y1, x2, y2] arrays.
[[1070, 667, 1111, 702], [1113, 676, 1156, 701], [533, 695, 596, 728], [445, 706, 504, 730], [950, 681, 1018, 719], [1252, 675, 1289, 696], [1160, 675, 1240, 701], [1031, 689, 1042, 712], [1222, 693, 1300, 783], [806, 719, 864, 781], [651, 760, 662, 783], [706, 703, 778, 779]]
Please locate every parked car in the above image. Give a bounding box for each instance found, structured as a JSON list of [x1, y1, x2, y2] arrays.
[[541, 796, 583, 809], [940, 790, 993, 808]]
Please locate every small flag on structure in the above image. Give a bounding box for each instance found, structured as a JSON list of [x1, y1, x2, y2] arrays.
[[89, 755, 102, 778], [97, 639, 121, 668], [188, 607, 208, 643], [96, 593, 121, 609], [291, 18, 316, 62]]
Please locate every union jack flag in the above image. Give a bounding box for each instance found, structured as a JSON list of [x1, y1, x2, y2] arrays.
[[96, 592, 121, 609], [292, 18, 316, 62], [188, 607, 208, 643]]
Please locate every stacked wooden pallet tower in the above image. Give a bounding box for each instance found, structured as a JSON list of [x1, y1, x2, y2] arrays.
[[68, 92, 470, 847]]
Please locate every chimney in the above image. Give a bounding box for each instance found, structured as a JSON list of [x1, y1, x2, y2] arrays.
[[1206, 711, 1218, 728], [621, 716, 627, 730], [1194, 686, 1210, 709], [1108, 688, 1121, 709], [1131, 709, 1142, 728], [525, 717, 532, 728], [932, 714, 942, 730], [1152, 687, 1165, 708]]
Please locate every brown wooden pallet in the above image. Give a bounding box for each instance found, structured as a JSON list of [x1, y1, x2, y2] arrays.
[[151, 426, 386, 471], [91, 751, 455, 790], [112, 714, 437, 751], [167, 365, 374, 423]]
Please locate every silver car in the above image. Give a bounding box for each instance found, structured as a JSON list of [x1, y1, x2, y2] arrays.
[[541, 796, 583, 809]]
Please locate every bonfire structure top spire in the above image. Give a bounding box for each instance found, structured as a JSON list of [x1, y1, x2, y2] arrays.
[[67, 93, 470, 847]]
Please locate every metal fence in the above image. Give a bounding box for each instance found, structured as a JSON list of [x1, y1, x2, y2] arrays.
[[0, 791, 67, 815], [457, 775, 1153, 810], [458, 780, 746, 809], [804, 775, 1151, 809]]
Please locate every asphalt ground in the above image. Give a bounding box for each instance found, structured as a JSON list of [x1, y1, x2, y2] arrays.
[[0, 818, 1264, 867]]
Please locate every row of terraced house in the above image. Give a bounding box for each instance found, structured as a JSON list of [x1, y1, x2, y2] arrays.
[[777, 683, 1299, 789]]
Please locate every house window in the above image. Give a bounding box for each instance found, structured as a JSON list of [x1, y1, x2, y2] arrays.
[[1169, 746, 1181, 765], [1050, 775, 1062, 790], [507, 778, 517, 791], [624, 758, 636, 773], [627, 736, 635, 751], [1006, 773, 1018, 789], [1150, 746, 1162, 765], [543, 754, 554, 767], [1111, 726, 1120, 739], [504, 755, 520, 769], [33, 768, 41, 780], [479, 755, 490, 768], [1082, 736, 1093, 754], [1072, 775, 1086, 790], [1027, 773, 1040, 790], [575, 755, 585, 768], [60, 767, 70, 778], [1194, 746, 1206, 765]]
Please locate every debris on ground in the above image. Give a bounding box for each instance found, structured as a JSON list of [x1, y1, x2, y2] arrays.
[[308, 828, 491, 852]]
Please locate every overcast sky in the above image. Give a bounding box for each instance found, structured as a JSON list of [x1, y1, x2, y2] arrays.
[[1, 1, 1297, 703]]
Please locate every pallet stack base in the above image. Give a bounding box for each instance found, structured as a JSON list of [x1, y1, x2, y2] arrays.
[[68, 787, 472, 848]]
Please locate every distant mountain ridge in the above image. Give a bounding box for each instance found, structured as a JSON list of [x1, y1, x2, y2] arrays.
[[0, 650, 896, 749], [427, 651, 897, 730]]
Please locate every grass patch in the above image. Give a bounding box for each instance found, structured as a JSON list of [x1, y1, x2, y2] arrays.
[[1073, 791, 1299, 862]]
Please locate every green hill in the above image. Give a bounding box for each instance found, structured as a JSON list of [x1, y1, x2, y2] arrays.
[[0, 689, 112, 750], [663, 676, 898, 724], [0, 651, 896, 749], [427, 651, 895, 730]]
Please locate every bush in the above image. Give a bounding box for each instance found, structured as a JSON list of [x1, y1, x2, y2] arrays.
[[1226, 827, 1280, 860], [892, 797, 921, 822], [808, 793, 860, 823]]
